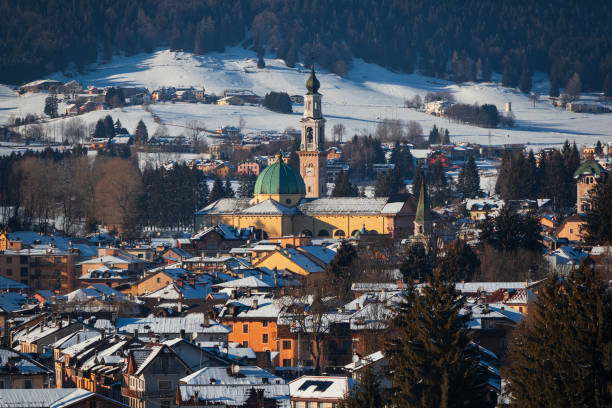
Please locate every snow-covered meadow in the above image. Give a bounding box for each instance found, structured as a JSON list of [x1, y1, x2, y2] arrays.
[[0, 46, 610, 149]]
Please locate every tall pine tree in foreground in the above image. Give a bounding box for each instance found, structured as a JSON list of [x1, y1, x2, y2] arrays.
[[505, 263, 612, 407], [385, 271, 491, 407]]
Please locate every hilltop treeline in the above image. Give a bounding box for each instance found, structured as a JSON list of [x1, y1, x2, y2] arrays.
[[1, 0, 610, 92]]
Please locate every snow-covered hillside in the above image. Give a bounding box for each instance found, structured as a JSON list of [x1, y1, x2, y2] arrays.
[[1, 46, 611, 148]]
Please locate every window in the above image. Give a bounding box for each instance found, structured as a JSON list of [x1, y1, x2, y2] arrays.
[[161, 401, 170, 408], [262, 333, 269, 344], [158, 380, 171, 390], [20, 256, 27, 264], [0, 380, 4, 388], [157, 277, 160, 283], [262, 321, 268, 327], [6, 257, 11, 264], [242, 341, 249, 348], [243, 324, 249, 333], [283, 359, 292, 367], [6, 269, 12, 276], [24, 379, 32, 389], [20, 267, 28, 277], [282, 340, 292, 350]]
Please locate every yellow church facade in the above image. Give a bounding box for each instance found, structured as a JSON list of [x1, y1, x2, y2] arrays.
[[196, 66, 417, 239]]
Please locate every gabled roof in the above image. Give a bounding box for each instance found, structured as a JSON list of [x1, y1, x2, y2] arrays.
[[0, 276, 28, 290], [289, 376, 356, 400], [241, 199, 298, 215], [196, 198, 252, 215], [0, 389, 127, 407], [0, 347, 52, 374]]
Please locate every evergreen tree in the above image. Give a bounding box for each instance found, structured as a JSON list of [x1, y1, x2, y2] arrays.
[[505, 264, 612, 407], [519, 66, 532, 93], [385, 271, 490, 407], [604, 73, 612, 97], [426, 160, 450, 206], [458, 155, 480, 198], [114, 118, 127, 134], [332, 170, 359, 197], [441, 128, 450, 144], [209, 178, 225, 202], [549, 76, 560, 98], [399, 242, 433, 282], [237, 174, 256, 198], [103, 115, 115, 140], [437, 240, 480, 282], [328, 240, 359, 300], [257, 51, 266, 69], [93, 119, 106, 139], [480, 206, 542, 253], [595, 140, 603, 156], [584, 175, 612, 244], [224, 178, 234, 198], [340, 366, 385, 408], [374, 171, 391, 197], [196, 176, 209, 209], [389, 142, 415, 179], [44, 94, 58, 118], [428, 125, 440, 146], [135, 120, 148, 144]]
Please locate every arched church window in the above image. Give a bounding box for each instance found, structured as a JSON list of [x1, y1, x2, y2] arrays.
[[306, 127, 313, 143], [419, 226, 423, 234]]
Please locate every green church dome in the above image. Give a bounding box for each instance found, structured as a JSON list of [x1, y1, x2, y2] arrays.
[[306, 64, 320, 95], [254, 155, 306, 196]]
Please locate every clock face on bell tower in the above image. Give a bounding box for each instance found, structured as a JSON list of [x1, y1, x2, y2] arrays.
[[298, 65, 327, 198]]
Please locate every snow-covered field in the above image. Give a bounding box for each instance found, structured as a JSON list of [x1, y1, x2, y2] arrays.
[[1, 46, 611, 149]]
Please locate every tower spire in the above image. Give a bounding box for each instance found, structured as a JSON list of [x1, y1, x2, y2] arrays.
[[414, 180, 432, 238]]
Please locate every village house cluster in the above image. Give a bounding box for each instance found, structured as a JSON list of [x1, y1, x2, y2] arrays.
[[0, 66, 610, 408]]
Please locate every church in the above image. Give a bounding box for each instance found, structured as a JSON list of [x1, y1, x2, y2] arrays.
[[196, 66, 417, 239]]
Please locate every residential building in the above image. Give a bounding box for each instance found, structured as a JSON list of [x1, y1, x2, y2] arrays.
[[574, 160, 607, 213], [289, 376, 356, 407], [0, 347, 52, 389], [122, 345, 192, 408], [176, 365, 289, 407], [0, 389, 127, 407], [0, 248, 78, 293]]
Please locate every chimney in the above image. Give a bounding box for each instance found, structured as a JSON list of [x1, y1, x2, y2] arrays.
[[177, 280, 183, 288], [180, 329, 186, 339], [252, 299, 258, 310], [202, 316, 210, 328], [178, 301, 183, 313], [189, 277, 196, 287], [133, 328, 139, 339], [501, 306, 505, 315]]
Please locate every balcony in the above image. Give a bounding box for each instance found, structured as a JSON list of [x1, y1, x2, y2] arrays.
[[121, 387, 143, 399]]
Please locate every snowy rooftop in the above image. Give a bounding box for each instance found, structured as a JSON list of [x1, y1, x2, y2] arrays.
[[0, 389, 124, 408], [0, 347, 52, 374], [116, 313, 231, 335], [299, 197, 390, 215], [289, 376, 356, 401]]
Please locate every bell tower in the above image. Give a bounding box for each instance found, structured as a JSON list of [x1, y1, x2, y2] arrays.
[[298, 65, 327, 198]]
